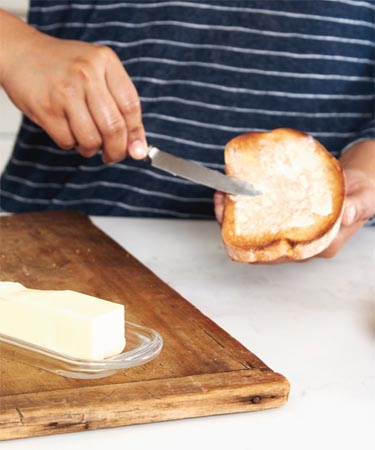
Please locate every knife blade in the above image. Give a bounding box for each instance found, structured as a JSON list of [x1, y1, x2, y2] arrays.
[[146, 146, 261, 196]]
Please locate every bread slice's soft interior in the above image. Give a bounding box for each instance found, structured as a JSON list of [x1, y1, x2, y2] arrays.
[[222, 128, 345, 261]]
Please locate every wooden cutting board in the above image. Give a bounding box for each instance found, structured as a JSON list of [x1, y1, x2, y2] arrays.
[[0, 211, 289, 440]]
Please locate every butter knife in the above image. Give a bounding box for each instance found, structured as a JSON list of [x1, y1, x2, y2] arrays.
[[146, 145, 261, 196]]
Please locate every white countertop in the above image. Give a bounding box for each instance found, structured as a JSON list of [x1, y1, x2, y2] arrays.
[[2, 216, 374, 450]]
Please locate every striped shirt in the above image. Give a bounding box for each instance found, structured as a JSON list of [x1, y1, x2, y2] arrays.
[[1, 0, 374, 220]]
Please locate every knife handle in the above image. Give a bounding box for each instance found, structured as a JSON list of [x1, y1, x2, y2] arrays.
[[143, 145, 158, 163]]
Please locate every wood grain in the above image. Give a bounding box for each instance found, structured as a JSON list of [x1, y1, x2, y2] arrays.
[[0, 211, 289, 440]]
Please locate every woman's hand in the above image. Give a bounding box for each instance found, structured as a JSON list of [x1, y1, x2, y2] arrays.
[[214, 140, 375, 260], [319, 141, 375, 258], [0, 9, 147, 163], [214, 191, 226, 223]]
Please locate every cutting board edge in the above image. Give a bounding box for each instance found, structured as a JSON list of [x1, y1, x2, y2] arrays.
[[0, 368, 290, 441]]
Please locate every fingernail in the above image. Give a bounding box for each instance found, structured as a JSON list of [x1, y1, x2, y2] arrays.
[[129, 140, 147, 159], [343, 205, 356, 226]]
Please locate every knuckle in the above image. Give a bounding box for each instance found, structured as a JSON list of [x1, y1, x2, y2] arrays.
[[120, 97, 141, 116], [95, 45, 116, 62], [56, 137, 75, 150], [103, 116, 125, 136], [81, 135, 102, 152], [56, 81, 78, 99], [128, 124, 145, 138], [77, 146, 97, 158], [72, 60, 93, 81]]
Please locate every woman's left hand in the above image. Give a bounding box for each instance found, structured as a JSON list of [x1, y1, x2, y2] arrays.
[[318, 160, 375, 258], [214, 140, 375, 260]]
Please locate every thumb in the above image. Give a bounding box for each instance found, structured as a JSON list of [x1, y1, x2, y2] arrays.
[[342, 188, 375, 227], [214, 191, 225, 224]]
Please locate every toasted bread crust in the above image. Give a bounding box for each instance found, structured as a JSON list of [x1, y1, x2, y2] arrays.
[[222, 128, 345, 262]]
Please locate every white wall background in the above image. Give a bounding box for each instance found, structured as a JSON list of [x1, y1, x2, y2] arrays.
[[1, 0, 29, 16], [0, 0, 29, 173]]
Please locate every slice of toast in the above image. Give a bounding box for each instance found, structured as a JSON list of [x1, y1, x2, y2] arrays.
[[222, 128, 345, 262]]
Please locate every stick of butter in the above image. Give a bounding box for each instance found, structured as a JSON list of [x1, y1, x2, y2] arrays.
[[0, 282, 125, 360]]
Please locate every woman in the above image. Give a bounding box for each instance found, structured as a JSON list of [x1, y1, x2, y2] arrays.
[[0, 0, 374, 258]]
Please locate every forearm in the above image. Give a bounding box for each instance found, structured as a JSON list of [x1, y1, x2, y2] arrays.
[[340, 140, 375, 184], [0, 9, 41, 86]]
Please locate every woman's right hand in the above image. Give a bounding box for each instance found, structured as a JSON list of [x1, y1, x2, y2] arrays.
[[0, 9, 147, 162]]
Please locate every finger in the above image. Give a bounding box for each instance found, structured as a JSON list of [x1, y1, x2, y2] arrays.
[[318, 220, 364, 258], [343, 168, 369, 194], [214, 191, 225, 223], [39, 115, 76, 150], [85, 80, 127, 163], [341, 203, 356, 227], [64, 98, 102, 158], [106, 56, 147, 159], [342, 189, 375, 227]]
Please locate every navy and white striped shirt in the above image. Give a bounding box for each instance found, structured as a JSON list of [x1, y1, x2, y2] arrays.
[[1, 0, 374, 219]]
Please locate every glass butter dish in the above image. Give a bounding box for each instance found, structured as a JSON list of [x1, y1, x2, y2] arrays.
[[0, 322, 163, 379]]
